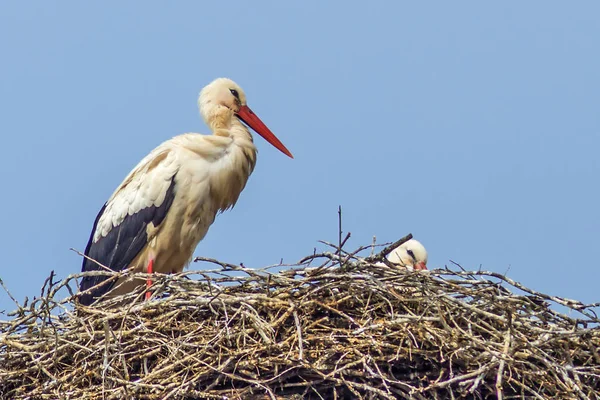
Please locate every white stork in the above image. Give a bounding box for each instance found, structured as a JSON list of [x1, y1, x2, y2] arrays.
[[79, 78, 292, 305], [383, 239, 428, 271]]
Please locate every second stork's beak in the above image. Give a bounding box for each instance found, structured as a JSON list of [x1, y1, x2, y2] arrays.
[[414, 261, 428, 271], [236, 105, 293, 158]]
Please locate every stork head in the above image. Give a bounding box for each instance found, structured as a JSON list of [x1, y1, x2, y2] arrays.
[[198, 78, 293, 158], [386, 239, 428, 271]]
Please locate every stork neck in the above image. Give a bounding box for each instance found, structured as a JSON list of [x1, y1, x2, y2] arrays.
[[212, 117, 253, 143]]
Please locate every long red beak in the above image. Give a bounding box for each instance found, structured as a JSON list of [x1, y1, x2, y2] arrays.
[[236, 105, 293, 158]]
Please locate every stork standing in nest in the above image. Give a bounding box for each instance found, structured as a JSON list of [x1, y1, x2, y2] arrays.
[[79, 78, 293, 306]]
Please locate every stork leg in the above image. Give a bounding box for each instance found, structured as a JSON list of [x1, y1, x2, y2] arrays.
[[145, 258, 154, 300]]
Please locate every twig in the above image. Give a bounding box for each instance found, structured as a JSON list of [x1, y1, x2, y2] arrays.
[[0, 277, 22, 310], [365, 233, 413, 263], [293, 309, 304, 361]]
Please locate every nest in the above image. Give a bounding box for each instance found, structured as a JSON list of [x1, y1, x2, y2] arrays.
[[1, 235, 599, 399]]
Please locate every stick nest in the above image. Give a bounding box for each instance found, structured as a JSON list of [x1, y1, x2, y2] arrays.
[[1, 236, 599, 399]]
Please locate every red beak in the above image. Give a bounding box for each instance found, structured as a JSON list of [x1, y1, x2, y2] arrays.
[[236, 105, 293, 158], [414, 261, 428, 271]]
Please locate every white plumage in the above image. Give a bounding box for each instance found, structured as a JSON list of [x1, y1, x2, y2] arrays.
[[95, 147, 179, 242]]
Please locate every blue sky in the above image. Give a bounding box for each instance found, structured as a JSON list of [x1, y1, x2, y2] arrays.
[[1, 2, 598, 313]]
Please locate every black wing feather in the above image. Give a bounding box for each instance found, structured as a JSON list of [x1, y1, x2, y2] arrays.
[[79, 177, 176, 305]]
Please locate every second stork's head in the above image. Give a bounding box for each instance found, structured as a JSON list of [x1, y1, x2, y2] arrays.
[[198, 78, 293, 158], [387, 239, 428, 271]]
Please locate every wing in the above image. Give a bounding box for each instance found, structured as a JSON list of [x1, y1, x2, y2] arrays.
[[79, 147, 179, 305]]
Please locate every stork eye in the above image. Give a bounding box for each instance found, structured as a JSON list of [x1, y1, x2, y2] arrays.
[[407, 249, 417, 261], [230, 89, 240, 99]]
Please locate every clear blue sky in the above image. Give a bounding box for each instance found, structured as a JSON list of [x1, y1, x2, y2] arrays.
[[1, 2, 598, 313]]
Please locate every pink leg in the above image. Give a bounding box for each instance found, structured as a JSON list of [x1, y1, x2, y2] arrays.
[[145, 258, 154, 301]]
